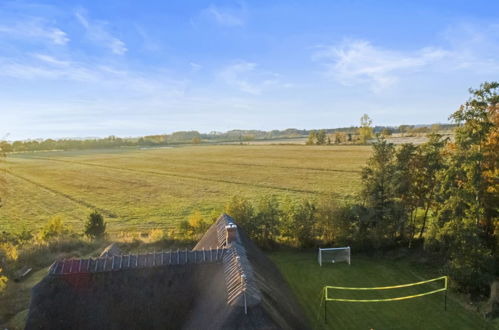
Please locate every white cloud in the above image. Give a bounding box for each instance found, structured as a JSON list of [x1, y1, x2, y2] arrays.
[[313, 40, 448, 92], [0, 54, 185, 98], [0, 18, 69, 45], [190, 62, 202, 72], [220, 61, 281, 95], [32, 54, 71, 67], [75, 9, 127, 55], [201, 3, 246, 27], [439, 23, 499, 72]]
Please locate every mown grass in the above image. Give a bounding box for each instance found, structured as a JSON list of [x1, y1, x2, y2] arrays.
[[270, 251, 495, 330], [1, 145, 370, 233]]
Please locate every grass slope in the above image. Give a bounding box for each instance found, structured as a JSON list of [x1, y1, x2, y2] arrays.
[[1, 145, 370, 232], [270, 251, 494, 330]]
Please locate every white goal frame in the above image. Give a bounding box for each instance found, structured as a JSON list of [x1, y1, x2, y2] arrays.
[[318, 247, 351, 266]]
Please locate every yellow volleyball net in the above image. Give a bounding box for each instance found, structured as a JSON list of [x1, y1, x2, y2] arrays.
[[322, 276, 448, 323]]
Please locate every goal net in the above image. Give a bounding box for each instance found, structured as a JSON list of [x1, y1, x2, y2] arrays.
[[318, 247, 351, 266]]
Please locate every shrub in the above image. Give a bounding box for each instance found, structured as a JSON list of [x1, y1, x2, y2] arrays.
[[0, 271, 6, 292], [39, 215, 73, 241], [177, 220, 193, 239], [0, 242, 18, 262], [188, 211, 209, 236], [149, 229, 166, 242]]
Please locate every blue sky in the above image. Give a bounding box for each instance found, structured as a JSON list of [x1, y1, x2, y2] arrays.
[[1, 0, 498, 140]]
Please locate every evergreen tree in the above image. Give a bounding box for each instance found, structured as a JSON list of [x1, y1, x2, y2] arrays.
[[361, 138, 404, 246], [84, 211, 106, 239]]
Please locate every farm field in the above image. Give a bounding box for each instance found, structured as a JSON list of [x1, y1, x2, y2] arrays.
[[0, 145, 371, 233], [270, 251, 495, 330]]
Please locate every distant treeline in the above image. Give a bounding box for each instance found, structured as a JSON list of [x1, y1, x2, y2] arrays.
[[0, 124, 456, 153]]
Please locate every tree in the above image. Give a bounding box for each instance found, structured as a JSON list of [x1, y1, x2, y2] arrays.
[[359, 114, 373, 143], [316, 130, 326, 145], [413, 134, 446, 239], [254, 195, 280, 247], [361, 138, 403, 246], [393, 143, 418, 240], [84, 211, 106, 239], [281, 199, 316, 247], [306, 131, 316, 145], [426, 82, 498, 296], [225, 195, 256, 238]]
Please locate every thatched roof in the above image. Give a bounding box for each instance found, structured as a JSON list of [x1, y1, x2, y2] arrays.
[[26, 214, 309, 330]]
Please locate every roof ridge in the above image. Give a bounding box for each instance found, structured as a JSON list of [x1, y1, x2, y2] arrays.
[[48, 248, 227, 275], [217, 214, 262, 309]]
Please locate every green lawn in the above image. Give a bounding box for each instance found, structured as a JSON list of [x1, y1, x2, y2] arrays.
[[270, 251, 495, 330]]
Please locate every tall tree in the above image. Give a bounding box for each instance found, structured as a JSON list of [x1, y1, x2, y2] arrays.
[[393, 143, 418, 240], [359, 114, 373, 143], [361, 138, 403, 245], [413, 134, 446, 239], [427, 82, 498, 295]]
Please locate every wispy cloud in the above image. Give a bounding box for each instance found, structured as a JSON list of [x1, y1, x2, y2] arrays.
[[190, 62, 202, 72], [0, 53, 184, 97], [439, 22, 499, 72], [313, 39, 448, 92], [75, 9, 127, 55], [0, 18, 69, 45], [200, 3, 246, 27], [219, 60, 283, 95]]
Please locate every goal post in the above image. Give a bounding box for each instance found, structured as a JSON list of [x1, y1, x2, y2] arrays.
[[318, 247, 351, 266]]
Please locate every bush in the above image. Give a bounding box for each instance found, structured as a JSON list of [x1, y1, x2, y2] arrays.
[[188, 211, 209, 236], [0, 242, 18, 262], [149, 229, 166, 242], [177, 220, 192, 239], [84, 211, 106, 239], [0, 271, 6, 292], [39, 215, 73, 242]]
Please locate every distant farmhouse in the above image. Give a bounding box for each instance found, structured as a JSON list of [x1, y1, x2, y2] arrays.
[[26, 214, 309, 329]]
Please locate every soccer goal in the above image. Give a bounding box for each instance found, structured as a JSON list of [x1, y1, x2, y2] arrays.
[[318, 247, 351, 266]]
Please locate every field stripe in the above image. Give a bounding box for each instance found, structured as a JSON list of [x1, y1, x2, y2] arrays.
[[120, 157, 362, 174], [22, 156, 332, 196], [175, 159, 361, 174], [5, 169, 117, 218]]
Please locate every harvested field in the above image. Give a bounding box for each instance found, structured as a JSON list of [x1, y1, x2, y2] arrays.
[[0, 145, 370, 233]]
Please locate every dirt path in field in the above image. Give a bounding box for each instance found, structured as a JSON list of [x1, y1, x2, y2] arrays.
[[5, 169, 117, 218], [22, 156, 337, 197]]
